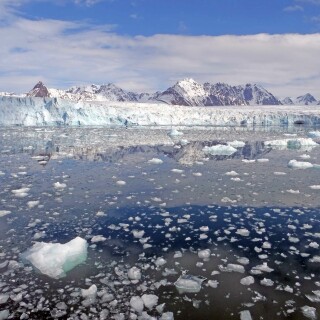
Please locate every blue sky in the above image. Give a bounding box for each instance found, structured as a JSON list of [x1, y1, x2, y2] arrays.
[[1, 0, 320, 98], [19, 0, 320, 36]]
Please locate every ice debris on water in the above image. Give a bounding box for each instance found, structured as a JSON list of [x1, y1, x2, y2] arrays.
[[203, 145, 237, 156], [240, 276, 255, 286], [301, 306, 317, 320], [169, 129, 183, 136], [288, 160, 313, 169], [53, 182, 66, 189], [128, 266, 142, 280], [308, 131, 320, 138], [174, 275, 206, 294], [240, 310, 253, 320], [0, 210, 11, 218], [148, 158, 163, 164], [21, 236, 88, 279]]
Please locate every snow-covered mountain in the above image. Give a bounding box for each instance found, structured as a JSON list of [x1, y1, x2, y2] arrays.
[[154, 79, 282, 106], [3, 79, 319, 106], [295, 93, 318, 105], [282, 93, 318, 106]]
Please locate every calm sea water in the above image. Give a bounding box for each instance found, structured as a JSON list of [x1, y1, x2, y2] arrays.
[[0, 126, 319, 320]]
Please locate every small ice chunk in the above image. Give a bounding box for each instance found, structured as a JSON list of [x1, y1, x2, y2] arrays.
[[81, 285, 97, 298], [53, 182, 66, 189], [288, 160, 313, 169], [227, 140, 245, 148], [0, 210, 11, 218], [203, 145, 237, 156], [301, 306, 317, 320], [174, 274, 206, 294], [91, 235, 107, 243], [0, 310, 10, 320], [130, 296, 144, 313], [160, 312, 174, 320], [240, 276, 255, 286], [308, 131, 320, 138], [11, 187, 30, 197], [132, 230, 145, 239], [240, 310, 253, 320], [236, 228, 250, 237], [0, 294, 9, 304], [198, 249, 211, 260], [21, 237, 88, 279], [225, 264, 245, 273], [169, 129, 183, 136], [225, 171, 239, 176], [27, 200, 39, 209], [310, 185, 320, 190], [155, 257, 167, 267], [207, 280, 219, 288], [141, 294, 158, 310], [148, 158, 163, 164], [260, 278, 274, 286], [116, 180, 126, 186], [128, 267, 142, 280]]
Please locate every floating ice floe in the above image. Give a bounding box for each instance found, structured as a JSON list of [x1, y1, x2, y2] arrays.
[[174, 274, 206, 294], [240, 310, 253, 320], [227, 140, 245, 148], [53, 182, 67, 189], [116, 180, 126, 186], [11, 187, 30, 198], [288, 160, 313, 169], [310, 185, 320, 190], [169, 129, 183, 136], [225, 171, 239, 176], [0, 210, 11, 218], [265, 138, 318, 150], [203, 145, 237, 156], [141, 294, 159, 310], [198, 249, 211, 260], [21, 236, 88, 279], [27, 200, 39, 209], [260, 278, 274, 286], [0, 310, 10, 320], [148, 158, 163, 164], [240, 276, 255, 286], [308, 131, 320, 138], [91, 235, 107, 243], [130, 296, 144, 313], [301, 306, 317, 320], [128, 267, 142, 280]]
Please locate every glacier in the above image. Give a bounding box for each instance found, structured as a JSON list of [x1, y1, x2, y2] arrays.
[[0, 96, 320, 126]]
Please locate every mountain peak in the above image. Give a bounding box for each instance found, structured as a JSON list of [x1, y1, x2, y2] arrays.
[[27, 81, 50, 98], [296, 93, 317, 105]]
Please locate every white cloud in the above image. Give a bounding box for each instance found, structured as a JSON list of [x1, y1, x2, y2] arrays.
[[0, 3, 320, 98], [283, 5, 304, 11]]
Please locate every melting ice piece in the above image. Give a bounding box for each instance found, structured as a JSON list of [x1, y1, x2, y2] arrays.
[[203, 145, 237, 156], [21, 237, 88, 279], [301, 306, 317, 320], [174, 274, 206, 294], [227, 140, 245, 148], [141, 294, 159, 310], [265, 138, 318, 150], [148, 158, 163, 164], [169, 129, 183, 136], [288, 160, 313, 169], [308, 131, 320, 138], [128, 267, 142, 280], [130, 296, 144, 313], [0, 210, 11, 218], [240, 310, 253, 320]]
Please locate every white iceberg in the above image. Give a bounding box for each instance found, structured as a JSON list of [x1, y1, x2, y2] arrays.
[[21, 236, 88, 279], [308, 131, 320, 138], [265, 138, 318, 150]]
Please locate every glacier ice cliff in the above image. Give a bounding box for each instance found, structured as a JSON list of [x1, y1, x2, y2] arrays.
[[0, 96, 320, 127]]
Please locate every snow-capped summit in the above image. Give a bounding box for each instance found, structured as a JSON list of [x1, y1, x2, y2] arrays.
[[295, 93, 317, 105], [153, 80, 281, 106], [27, 81, 50, 98], [282, 97, 294, 105], [155, 78, 206, 106]]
